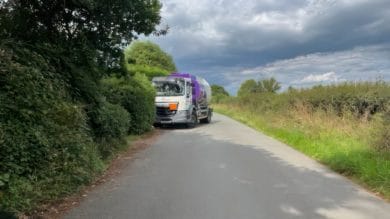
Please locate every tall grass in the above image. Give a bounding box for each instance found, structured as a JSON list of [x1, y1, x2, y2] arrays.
[[214, 82, 390, 199]]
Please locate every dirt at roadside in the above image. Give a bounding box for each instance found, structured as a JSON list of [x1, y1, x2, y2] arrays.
[[22, 129, 162, 219]]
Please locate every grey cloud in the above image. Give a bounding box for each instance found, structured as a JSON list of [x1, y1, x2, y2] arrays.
[[146, 0, 390, 94], [220, 44, 390, 94]]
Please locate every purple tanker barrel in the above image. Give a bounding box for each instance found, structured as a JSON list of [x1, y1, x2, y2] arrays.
[[169, 73, 212, 106]]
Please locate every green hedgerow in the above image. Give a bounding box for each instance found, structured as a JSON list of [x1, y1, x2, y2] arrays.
[[102, 73, 155, 135]]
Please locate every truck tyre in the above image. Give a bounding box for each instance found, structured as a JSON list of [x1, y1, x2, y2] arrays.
[[187, 111, 198, 128], [200, 109, 212, 124]]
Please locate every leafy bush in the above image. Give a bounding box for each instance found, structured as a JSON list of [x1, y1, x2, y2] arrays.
[[219, 81, 390, 154], [89, 100, 131, 158], [102, 73, 155, 134], [0, 43, 103, 212], [211, 84, 229, 103], [288, 82, 390, 118], [234, 81, 390, 120], [90, 101, 131, 141], [0, 0, 166, 214], [127, 64, 170, 80]]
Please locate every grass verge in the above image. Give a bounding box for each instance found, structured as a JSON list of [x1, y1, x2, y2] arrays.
[[214, 104, 390, 200]]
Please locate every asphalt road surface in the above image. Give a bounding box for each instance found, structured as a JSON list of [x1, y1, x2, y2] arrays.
[[65, 113, 390, 219]]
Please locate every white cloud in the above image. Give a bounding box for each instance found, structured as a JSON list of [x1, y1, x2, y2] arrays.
[[299, 71, 341, 83], [219, 44, 390, 94], [145, 0, 390, 94]]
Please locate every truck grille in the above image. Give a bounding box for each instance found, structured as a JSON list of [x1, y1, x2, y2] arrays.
[[156, 107, 176, 116]]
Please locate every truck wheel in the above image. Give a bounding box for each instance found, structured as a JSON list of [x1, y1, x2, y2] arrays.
[[200, 109, 212, 124], [187, 111, 198, 128]]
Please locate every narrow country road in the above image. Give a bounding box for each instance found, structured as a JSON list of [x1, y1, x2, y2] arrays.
[[65, 113, 390, 219]]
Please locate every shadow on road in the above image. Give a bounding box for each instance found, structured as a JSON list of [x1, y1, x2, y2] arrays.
[[155, 120, 220, 130]]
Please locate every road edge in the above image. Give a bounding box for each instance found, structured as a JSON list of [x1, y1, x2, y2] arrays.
[[26, 129, 162, 219]]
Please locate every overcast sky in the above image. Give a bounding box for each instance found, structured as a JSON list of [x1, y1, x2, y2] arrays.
[[146, 0, 390, 94]]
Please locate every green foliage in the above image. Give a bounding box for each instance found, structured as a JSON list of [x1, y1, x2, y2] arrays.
[[216, 105, 390, 199], [102, 73, 156, 134], [0, 0, 163, 67], [237, 80, 390, 119], [0, 43, 104, 213], [237, 78, 281, 97], [215, 81, 390, 199], [89, 100, 131, 158], [128, 64, 171, 80], [211, 84, 230, 103], [124, 41, 176, 77], [288, 82, 390, 118], [211, 84, 229, 96], [237, 79, 257, 97], [0, 0, 166, 214], [373, 112, 390, 152], [257, 77, 281, 93]]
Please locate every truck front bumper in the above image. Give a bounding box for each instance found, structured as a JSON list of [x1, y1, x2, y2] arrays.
[[154, 110, 190, 125]]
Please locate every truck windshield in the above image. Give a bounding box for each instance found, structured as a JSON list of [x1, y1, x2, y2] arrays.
[[154, 81, 185, 96]]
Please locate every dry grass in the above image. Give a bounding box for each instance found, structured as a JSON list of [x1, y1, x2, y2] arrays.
[[214, 99, 390, 200]]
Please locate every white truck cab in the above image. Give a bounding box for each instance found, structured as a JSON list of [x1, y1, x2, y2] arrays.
[[152, 73, 212, 127]]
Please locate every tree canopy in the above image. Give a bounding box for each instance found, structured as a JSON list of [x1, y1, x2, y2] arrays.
[[258, 77, 281, 93], [211, 85, 229, 97], [237, 79, 257, 97], [238, 78, 281, 97], [0, 0, 163, 68], [124, 41, 177, 78], [0, 0, 165, 214]]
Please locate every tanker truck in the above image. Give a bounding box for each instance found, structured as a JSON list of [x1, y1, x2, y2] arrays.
[[152, 73, 212, 127]]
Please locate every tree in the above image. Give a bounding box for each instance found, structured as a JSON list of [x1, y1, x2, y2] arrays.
[[124, 41, 177, 77], [238, 78, 281, 97], [211, 85, 229, 97], [0, 1, 165, 213], [258, 77, 281, 93], [0, 0, 163, 69], [237, 79, 257, 97], [0, 0, 165, 103], [211, 84, 229, 103]]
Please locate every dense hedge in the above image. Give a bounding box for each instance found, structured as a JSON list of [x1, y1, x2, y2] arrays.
[[222, 82, 390, 152], [0, 42, 104, 212], [89, 100, 131, 158], [289, 82, 390, 118], [235, 82, 390, 119], [0, 42, 156, 214], [0, 0, 164, 215], [102, 73, 155, 134]]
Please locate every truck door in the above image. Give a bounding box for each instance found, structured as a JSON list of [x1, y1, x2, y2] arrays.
[[186, 81, 192, 108]]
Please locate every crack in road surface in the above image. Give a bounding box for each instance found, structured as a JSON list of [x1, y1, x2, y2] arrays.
[[65, 113, 390, 219]]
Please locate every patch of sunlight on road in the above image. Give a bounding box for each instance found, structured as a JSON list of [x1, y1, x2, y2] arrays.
[[173, 113, 390, 219], [280, 204, 303, 216], [315, 199, 385, 219], [177, 113, 341, 180]]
